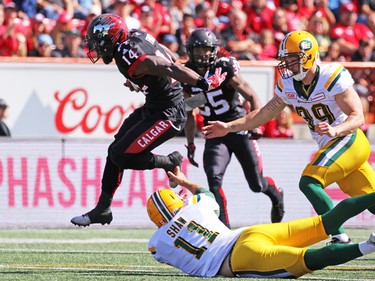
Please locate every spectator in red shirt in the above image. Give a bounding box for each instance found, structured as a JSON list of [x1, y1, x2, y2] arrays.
[[220, 8, 261, 60], [330, 2, 374, 59], [313, 0, 336, 25], [257, 29, 277, 60], [299, 0, 336, 25], [0, 3, 24, 56], [138, 5, 158, 38], [271, 7, 290, 48], [133, 0, 173, 41], [280, 0, 307, 31], [263, 106, 294, 139], [243, 0, 275, 35]]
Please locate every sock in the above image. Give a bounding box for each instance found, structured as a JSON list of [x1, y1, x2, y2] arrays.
[[322, 193, 375, 235], [300, 176, 344, 234], [262, 177, 282, 205], [332, 233, 350, 243], [101, 156, 124, 195], [305, 244, 362, 270], [95, 192, 113, 211]]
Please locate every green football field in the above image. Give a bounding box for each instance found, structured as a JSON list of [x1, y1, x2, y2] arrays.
[[0, 227, 374, 281]]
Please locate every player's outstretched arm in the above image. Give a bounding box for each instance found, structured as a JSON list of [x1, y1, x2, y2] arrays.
[[202, 120, 232, 138], [203, 96, 286, 139], [136, 56, 225, 92]]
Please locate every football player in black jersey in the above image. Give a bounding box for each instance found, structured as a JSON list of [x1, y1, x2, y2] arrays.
[[183, 28, 285, 228], [71, 14, 226, 227]]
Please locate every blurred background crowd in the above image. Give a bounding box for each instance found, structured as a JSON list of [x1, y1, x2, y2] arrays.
[[1, 0, 375, 62], [1, 0, 375, 138]]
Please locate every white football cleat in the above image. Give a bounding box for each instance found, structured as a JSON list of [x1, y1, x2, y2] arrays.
[[71, 214, 92, 227]]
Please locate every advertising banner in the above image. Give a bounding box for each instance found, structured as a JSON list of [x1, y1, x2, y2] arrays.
[[0, 61, 273, 138], [1, 138, 374, 228]]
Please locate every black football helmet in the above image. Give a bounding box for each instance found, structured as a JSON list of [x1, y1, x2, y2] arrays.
[[86, 14, 128, 64], [186, 28, 220, 68]]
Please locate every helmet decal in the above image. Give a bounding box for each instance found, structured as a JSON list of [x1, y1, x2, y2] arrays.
[[86, 14, 128, 64], [299, 40, 312, 51], [93, 23, 115, 38]]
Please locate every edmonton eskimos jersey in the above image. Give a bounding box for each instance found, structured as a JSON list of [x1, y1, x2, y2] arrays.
[[114, 29, 183, 109], [275, 63, 354, 148], [183, 57, 246, 125], [148, 193, 244, 277]]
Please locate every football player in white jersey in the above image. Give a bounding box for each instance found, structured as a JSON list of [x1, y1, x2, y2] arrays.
[[202, 30, 375, 244], [147, 166, 375, 278]]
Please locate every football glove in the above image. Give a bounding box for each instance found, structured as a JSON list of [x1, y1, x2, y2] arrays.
[[204, 67, 228, 91], [185, 143, 199, 167], [249, 127, 263, 140]]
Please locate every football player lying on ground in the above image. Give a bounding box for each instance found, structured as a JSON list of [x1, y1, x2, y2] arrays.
[[147, 166, 375, 278]]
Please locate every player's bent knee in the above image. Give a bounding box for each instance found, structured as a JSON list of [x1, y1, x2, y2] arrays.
[[208, 174, 223, 190], [109, 149, 131, 169]]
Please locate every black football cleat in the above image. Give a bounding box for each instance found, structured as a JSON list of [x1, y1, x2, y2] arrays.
[[164, 151, 183, 188], [271, 188, 285, 223]]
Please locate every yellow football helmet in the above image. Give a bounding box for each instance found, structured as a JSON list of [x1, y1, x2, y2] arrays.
[[147, 189, 184, 227], [277, 31, 319, 81]]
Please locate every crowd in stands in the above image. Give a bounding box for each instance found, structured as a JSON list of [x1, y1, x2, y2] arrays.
[[1, 0, 375, 137], [1, 0, 375, 62]]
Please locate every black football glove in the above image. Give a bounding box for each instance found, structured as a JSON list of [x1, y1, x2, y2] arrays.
[[185, 143, 199, 167], [249, 127, 263, 140]]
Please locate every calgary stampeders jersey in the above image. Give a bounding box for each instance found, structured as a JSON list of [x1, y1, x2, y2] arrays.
[[148, 192, 244, 277], [114, 30, 183, 109], [183, 57, 246, 125], [275, 63, 354, 148]]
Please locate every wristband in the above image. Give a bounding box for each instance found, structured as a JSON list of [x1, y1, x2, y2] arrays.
[[196, 77, 209, 91]]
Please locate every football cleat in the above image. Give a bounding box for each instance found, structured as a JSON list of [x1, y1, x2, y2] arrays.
[[368, 232, 375, 245], [271, 188, 285, 223], [326, 237, 353, 245], [71, 208, 113, 227], [164, 151, 183, 188]]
